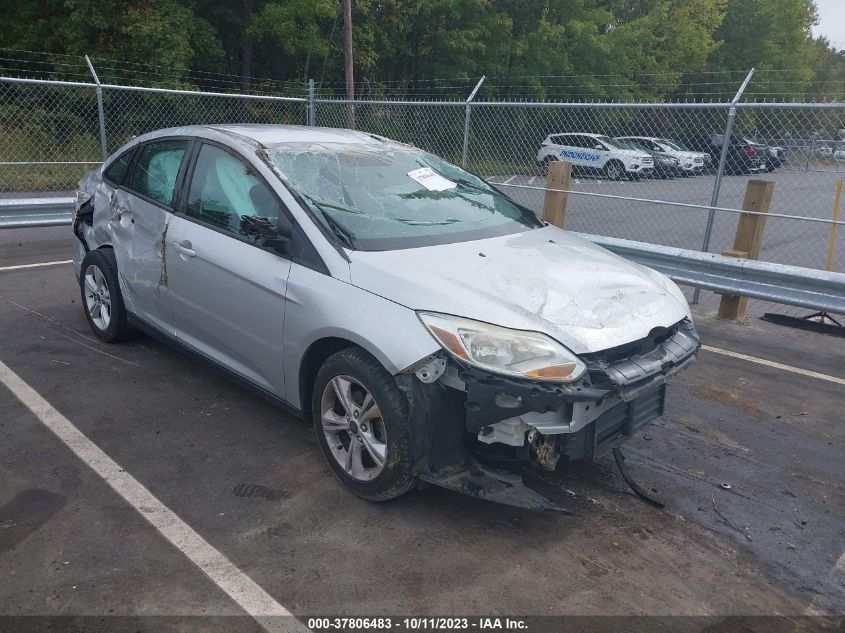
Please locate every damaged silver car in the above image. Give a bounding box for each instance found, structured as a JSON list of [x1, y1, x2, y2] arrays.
[[73, 125, 699, 508]]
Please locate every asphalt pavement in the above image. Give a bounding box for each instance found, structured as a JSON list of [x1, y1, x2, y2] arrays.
[[0, 230, 843, 632]]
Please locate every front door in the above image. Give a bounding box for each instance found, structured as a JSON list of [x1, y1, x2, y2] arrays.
[[164, 142, 292, 396]]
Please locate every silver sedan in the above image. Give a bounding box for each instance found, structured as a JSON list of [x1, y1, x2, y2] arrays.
[[72, 125, 698, 507]]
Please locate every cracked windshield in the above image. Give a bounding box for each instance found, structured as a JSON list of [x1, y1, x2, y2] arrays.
[[268, 143, 537, 249]]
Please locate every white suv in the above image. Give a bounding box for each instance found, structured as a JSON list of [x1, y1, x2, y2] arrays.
[[537, 133, 653, 180], [616, 136, 708, 175]]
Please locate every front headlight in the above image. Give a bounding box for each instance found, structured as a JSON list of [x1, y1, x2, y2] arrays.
[[418, 312, 586, 382]]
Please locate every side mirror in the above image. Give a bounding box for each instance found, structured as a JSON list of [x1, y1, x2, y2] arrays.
[[594, 144, 604, 150], [240, 214, 291, 255]]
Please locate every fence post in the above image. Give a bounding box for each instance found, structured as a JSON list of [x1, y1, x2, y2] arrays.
[[717, 179, 774, 320], [461, 76, 486, 169], [694, 67, 755, 304], [307, 78, 316, 126], [542, 161, 572, 227], [84, 55, 108, 161]]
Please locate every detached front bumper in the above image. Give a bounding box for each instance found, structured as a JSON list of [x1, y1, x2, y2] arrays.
[[401, 319, 700, 510], [455, 318, 700, 465]]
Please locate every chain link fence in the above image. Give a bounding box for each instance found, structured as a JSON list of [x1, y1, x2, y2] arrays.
[[2, 72, 844, 317]]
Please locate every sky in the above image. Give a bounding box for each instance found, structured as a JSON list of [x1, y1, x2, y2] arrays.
[[813, 0, 845, 49]]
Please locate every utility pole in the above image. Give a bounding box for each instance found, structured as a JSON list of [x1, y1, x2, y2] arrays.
[[343, 0, 355, 128]]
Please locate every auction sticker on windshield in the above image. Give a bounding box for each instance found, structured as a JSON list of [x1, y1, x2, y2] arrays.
[[408, 167, 457, 191]]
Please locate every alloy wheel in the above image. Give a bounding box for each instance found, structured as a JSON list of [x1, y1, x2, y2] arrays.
[[320, 375, 387, 481], [83, 264, 112, 330]]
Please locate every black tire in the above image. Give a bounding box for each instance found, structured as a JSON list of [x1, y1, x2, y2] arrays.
[[604, 160, 625, 181], [79, 249, 135, 343], [312, 346, 416, 501]]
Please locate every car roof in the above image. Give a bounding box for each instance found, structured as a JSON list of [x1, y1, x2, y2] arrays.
[[205, 124, 384, 146], [125, 124, 391, 151], [106, 124, 400, 166]]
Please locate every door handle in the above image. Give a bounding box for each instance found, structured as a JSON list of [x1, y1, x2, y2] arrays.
[[173, 239, 196, 257]]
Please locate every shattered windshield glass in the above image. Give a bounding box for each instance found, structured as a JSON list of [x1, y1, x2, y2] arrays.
[[267, 142, 538, 250]]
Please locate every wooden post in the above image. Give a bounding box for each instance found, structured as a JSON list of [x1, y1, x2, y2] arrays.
[[717, 179, 775, 320], [542, 160, 571, 228]]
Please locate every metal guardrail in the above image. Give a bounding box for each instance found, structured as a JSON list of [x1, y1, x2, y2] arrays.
[[2, 197, 843, 315], [576, 232, 845, 315], [0, 197, 75, 228]]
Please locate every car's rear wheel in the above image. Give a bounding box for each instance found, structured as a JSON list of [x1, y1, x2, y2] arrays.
[[79, 249, 134, 343], [312, 347, 416, 501], [540, 156, 556, 175], [604, 160, 625, 181]]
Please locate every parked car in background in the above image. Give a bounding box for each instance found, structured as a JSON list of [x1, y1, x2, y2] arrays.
[[813, 143, 833, 158], [615, 136, 707, 176], [613, 138, 681, 179], [72, 125, 698, 507], [834, 141, 845, 161], [678, 133, 765, 175], [537, 133, 654, 180], [743, 138, 784, 172]]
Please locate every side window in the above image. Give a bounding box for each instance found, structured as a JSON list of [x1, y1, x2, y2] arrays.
[[103, 149, 134, 185], [128, 139, 188, 207], [186, 144, 280, 237], [564, 136, 582, 148]]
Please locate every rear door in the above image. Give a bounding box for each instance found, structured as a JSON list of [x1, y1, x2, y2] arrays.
[[111, 138, 190, 334], [164, 141, 293, 396]]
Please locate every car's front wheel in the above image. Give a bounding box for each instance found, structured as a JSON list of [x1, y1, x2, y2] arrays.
[[79, 249, 134, 343], [604, 160, 625, 181], [312, 347, 416, 501]]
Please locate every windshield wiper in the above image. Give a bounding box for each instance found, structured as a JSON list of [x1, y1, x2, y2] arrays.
[[322, 213, 357, 249], [301, 194, 358, 248]]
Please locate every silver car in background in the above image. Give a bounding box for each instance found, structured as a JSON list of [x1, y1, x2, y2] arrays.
[[72, 125, 699, 507], [615, 136, 708, 175]]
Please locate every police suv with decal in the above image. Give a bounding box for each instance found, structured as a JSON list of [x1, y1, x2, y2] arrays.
[[537, 133, 653, 180]]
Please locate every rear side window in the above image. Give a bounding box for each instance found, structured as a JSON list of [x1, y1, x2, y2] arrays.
[[186, 144, 281, 236], [103, 149, 133, 185], [128, 139, 188, 207]]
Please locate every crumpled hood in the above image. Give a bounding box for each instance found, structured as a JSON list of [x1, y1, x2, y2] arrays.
[[348, 226, 689, 354]]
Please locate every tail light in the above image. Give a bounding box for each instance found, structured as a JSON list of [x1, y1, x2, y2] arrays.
[[747, 146, 756, 157]]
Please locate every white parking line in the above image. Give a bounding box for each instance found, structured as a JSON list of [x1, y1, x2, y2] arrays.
[[702, 345, 845, 386], [0, 260, 72, 272], [502, 175, 516, 185], [0, 359, 307, 633]]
